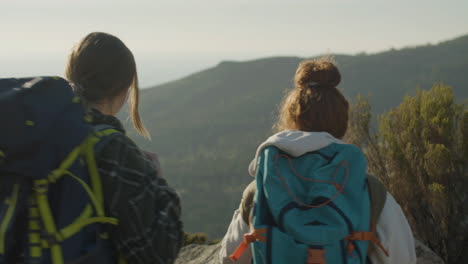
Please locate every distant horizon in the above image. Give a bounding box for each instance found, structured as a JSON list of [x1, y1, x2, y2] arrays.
[[3, 32, 466, 89], [142, 32, 468, 88]]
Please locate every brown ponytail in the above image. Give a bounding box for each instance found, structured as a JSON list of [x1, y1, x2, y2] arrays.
[[275, 57, 349, 139], [129, 75, 150, 139]]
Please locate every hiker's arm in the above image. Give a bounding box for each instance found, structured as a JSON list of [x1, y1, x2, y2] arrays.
[[219, 209, 252, 264], [99, 136, 183, 264], [219, 181, 256, 263], [368, 193, 416, 264]]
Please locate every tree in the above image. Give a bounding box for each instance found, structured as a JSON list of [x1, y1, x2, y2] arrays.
[[346, 84, 468, 263]]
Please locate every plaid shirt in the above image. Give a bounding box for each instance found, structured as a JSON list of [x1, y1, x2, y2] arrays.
[[91, 110, 183, 264]]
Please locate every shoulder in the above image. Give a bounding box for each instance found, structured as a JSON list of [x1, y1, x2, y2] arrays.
[[338, 143, 366, 163], [96, 132, 137, 158], [96, 132, 161, 180], [262, 146, 281, 157], [379, 192, 404, 224]]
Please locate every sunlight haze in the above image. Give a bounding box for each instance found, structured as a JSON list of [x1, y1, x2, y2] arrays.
[[1, 0, 467, 86]]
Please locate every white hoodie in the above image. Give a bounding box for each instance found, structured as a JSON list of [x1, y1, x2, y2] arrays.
[[219, 130, 417, 264]]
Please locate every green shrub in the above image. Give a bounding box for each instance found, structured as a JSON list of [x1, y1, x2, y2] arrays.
[[346, 84, 468, 263], [183, 232, 208, 246]]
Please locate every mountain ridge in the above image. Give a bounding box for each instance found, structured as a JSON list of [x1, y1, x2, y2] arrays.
[[126, 33, 468, 238], [145, 33, 468, 90]]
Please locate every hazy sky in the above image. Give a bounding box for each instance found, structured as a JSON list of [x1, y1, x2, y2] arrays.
[[1, 0, 467, 87]]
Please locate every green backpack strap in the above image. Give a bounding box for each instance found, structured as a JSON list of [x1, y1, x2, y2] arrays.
[[366, 174, 388, 257], [366, 174, 387, 227]]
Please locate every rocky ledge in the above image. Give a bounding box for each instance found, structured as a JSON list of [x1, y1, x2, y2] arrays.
[[175, 240, 444, 264]]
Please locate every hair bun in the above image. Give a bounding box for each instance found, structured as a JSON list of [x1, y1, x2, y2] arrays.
[[294, 58, 341, 89]]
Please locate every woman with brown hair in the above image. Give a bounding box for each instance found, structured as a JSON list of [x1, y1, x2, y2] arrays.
[[66, 32, 183, 264], [219, 58, 416, 264]]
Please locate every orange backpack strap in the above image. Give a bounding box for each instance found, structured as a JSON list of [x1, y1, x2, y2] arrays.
[[229, 228, 268, 261], [345, 231, 389, 257], [307, 248, 327, 264]]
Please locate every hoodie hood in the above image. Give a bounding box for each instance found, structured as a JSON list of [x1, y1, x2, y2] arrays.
[[248, 130, 344, 176]]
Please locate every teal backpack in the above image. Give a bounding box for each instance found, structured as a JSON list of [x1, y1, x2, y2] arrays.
[[231, 144, 388, 264]]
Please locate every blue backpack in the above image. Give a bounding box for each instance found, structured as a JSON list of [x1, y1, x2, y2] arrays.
[[0, 77, 121, 264], [231, 144, 388, 264]]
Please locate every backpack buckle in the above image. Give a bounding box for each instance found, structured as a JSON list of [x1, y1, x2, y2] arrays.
[[307, 248, 326, 264], [345, 231, 390, 257], [41, 232, 63, 245], [34, 180, 49, 195]]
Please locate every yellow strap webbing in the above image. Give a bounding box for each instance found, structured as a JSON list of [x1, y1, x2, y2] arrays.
[[28, 231, 42, 258], [63, 170, 105, 216], [95, 128, 121, 138], [60, 217, 118, 239], [84, 135, 104, 211], [48, 146, 82, 183], [50, 244, 64, 264], [57, 205, 92, 240], [0, 184, 19, 254], [118, 254, 127, 264], [85, 129, 120, 215], [28, 200, 42, 257], [35, 185, 64, 264]]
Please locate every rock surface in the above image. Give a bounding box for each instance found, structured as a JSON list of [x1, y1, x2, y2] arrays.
[[175, 244, 221, 264], [175, 239, 444, 264], [414, 240, 445, 264]]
